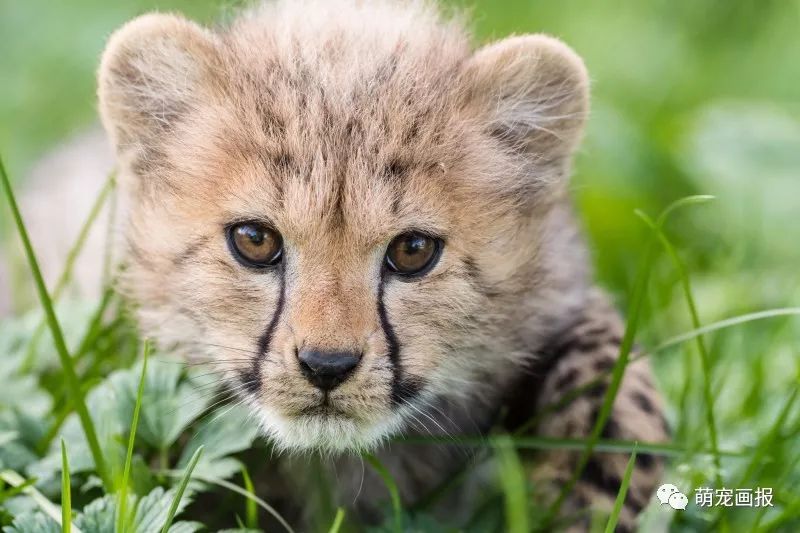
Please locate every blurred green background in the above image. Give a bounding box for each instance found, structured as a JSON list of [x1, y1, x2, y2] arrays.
[[1, 0, 799, 529]]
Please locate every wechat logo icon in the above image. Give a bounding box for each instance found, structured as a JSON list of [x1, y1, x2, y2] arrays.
[[657, 484, 688, 510]]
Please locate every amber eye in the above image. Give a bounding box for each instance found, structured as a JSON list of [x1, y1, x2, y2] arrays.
[[384, 232, 443, 277], [227, 222, 283, 268]]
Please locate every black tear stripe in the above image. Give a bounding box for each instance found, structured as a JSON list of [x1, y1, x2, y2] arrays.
[[243, 269, 287, 395], [377, 278, 423, 405]]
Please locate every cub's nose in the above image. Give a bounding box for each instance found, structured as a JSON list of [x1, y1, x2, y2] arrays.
[[297, 349, 361, 391]]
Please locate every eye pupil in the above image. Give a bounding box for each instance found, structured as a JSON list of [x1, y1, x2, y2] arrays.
[[228, 222, 283, 268], [405, 236, 426, 254], [245, 228, 263, 244], [385, 232, 442, 277]]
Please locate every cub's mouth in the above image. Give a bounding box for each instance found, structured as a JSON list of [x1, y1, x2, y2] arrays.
[[241, 346, 405, 453], [255, 397, 402, 453]]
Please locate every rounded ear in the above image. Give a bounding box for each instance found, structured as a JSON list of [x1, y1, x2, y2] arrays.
[[461, 34, 589, 164], [98, 13, 220, 155]]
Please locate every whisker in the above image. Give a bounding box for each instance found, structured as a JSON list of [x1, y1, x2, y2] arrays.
[[401, 399, 454, 441]]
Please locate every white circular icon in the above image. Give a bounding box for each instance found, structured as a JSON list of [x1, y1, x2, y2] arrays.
[[657, 483, 688, 510]]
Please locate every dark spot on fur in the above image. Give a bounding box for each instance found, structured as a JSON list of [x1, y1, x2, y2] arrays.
[[237, 368, 258, 393], [585, 381, 607, 399], [582, 458, 622, 495], [403, 119, 420, 143], [593, 357, 615, 372], [635, 452, 656, 470], [625, 489, 647, 513], [615, 523, 634, 533], [632, 391, 655, 414], [259, 107, 286, 137], [396, 376, 426, 404], [383, 158, 409, 181], [391, 190, 404, 215], [600, 418, 620, 439], [554, 368, 579, 391], [572, 493, 588, 508], [272, 151, 295, 173]]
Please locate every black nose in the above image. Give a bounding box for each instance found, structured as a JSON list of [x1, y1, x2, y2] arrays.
[[297, 349, 361, 391]]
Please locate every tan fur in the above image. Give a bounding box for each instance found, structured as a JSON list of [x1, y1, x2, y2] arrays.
[[96, 0, 666, 529]]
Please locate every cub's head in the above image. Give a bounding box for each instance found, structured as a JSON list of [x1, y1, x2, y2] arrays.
[[98, 0, 588, 452]]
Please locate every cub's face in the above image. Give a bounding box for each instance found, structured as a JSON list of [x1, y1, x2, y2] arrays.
[[98, 4, 588, 451]]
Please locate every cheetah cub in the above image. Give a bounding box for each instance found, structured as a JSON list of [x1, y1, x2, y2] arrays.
[[98, 0, 667, 529]]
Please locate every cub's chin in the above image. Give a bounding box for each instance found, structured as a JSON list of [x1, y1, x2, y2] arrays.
[[253, 404, 404, 454]]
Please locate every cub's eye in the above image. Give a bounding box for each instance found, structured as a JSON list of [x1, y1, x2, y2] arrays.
[[384, 232, 443, 277], [227, 222, 283, 268]]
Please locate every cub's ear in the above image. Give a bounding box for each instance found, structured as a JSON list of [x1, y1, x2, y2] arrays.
[[98, 13, 220, 154], [461, 35, 589, 165]]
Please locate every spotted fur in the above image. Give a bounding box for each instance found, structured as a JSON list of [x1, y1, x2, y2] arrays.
[[96, 0, 667, 529]]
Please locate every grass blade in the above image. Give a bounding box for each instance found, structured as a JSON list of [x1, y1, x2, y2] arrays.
[[0, 154, 111, 491], [654, 307, 800, 353], [604, 446, 637, 533], [241, 465, 258, 530], [399, 434, 748, 458], [0, 470, 81, 532], [60, 439, 72, 533], [161, 470, 295, 533], [495, 435, 529, 533], [546, 196, 711, 525], [545, 238, 655, 523], [328, 508, 345, 533], [364, 454, 403, 533], [637, 203, 723, 486], [117, 340, 150, 533], [161, 445, 204, 533]]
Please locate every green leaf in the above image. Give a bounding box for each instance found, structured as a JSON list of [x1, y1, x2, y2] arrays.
[[30, 358, 204, 484], [3, 512, 60, 533], [136, 361, 208, 450], [74, 496, 116, 533], [166, 523, 203, 533], [178, 405, 258, 483], [130, 487, 180, 533]]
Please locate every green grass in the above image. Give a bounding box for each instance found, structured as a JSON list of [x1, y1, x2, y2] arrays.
[[59, 439, 71, 533], [161, 445, 203, 533], [604, 446, 637, 533], [0, 154, 110, 492], [116, 341, 148, 533], [1, 0, 800, 532]]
